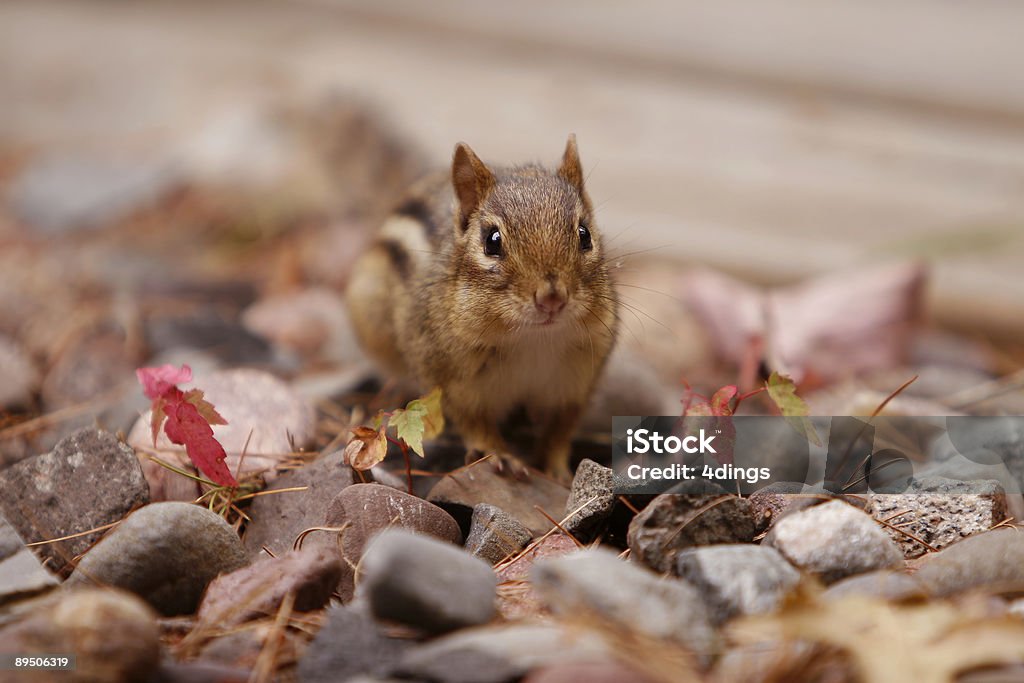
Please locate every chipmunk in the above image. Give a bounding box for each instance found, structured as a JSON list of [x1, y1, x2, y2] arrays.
[[345, 135, 618, 479]]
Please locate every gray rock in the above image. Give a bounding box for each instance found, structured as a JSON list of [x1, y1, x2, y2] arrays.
[[396, 623, 610, 683], [359, 528, 497, 634], [0, 428, 150, 573], [464, 504, 532, 565], [913, 528, 1024, 597], [297, 605, 410, 683], [427, 457, 569, 537], [865, 477, 1008, 558], [674, 544, 801, 624], [241, 448, 358, 558], [7, 154, 178, 234], [627, 488, 757, 573], [765, 500, 903, 583], [66, 502, 248, 615], [324, 483, 462, 600], [0, 515, 58, 606], [0, 588, 160, 682], [531, 548, 717, 658], [0, 335, 37, 409], [563, 459, 615, 538], [823, 570, 927, 602], [198, 547, 341, 627]]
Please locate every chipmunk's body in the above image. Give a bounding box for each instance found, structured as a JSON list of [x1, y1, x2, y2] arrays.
[[345, 136, 618, 478]]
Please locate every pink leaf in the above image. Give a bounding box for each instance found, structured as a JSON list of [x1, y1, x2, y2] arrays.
[[162, 399, 238, 487], [137, 364, 193, 400]]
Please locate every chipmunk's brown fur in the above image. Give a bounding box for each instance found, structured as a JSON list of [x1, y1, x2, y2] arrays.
[[345, 136, 618, 478]]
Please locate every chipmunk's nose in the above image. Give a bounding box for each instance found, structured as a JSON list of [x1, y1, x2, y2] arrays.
[[534, 281, 568, 316]]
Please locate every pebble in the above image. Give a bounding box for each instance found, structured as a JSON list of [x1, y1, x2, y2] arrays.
[[747, 481, 820, 533], [532, 548, 718, 659], [823, 570, 927, 602], [40, 329, 139, 411], [496, 534, 580, 620], [0, 514, 58, 606], [674, 544, 801, 624], [627, 487, 757, 573], [7, 154, 178, 234], [198, 547, 341, 627], [464, 503, 533, 565], [563, 459, 616, 539], [241, 287, 367, 365], [427, 457, 569, 537], [0, 588, 160, 683], [66, 502, 248, 615], [296, 604, 410, 683], [323, 483, 462, 600], [765, 500, 903, 583], [524, 662, 656, 683], [241, 448, 358, 558], [865, 477, 1008, 557], [913, 528, 1024, 597], [0, 335, 38, 409], [0, 428, 150, 573], [359, 528, 497, 634], [395, 623, 610, 683], [128, 368, 317, 492]]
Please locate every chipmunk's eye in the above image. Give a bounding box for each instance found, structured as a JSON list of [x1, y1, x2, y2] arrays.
[[578, 222, 593, 252], [482, 226, 502, 257]]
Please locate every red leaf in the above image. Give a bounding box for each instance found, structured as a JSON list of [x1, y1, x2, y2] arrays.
[[150, 396, 167, 446], [162, 399, 238, 487], [137, 364, 193, 400]]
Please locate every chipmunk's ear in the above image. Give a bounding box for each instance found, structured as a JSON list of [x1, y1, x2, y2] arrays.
[[558, 134, 585, 194], [452, 142, 495, 232]]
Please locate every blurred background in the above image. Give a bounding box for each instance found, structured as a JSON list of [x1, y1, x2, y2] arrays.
[[2, 0, 1023, 464]]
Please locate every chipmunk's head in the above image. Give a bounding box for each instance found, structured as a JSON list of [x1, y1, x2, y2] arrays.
[[449, 135, 614, 339]]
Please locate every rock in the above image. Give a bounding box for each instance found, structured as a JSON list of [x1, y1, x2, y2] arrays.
[[242, 287, 367, 365], [563, 459, 616, 539], [198, 625, 304, 673], [747, 482, 820, 533], [66, 502, 248, 615], [395, 623, 611, 683], [0, 335, 38, 409], [865, 478, 1008, 558], [129, 368, 317, 493], [524, 662, 657, 683], [427, 457, 569, 537], [296, 605, 410, 683], [145, 309, 276, 367], [765, 500, 903, 584], [7, 154, 178, 234], [495, 534, 580, 620], [40, 329, 140, 411], [198, 548, 341, 627], [532, 548, 717, 658], [674, 544, 801, 624], [0, 514, 58, 606], [913, 528, 1024, 597], [324, 483, 461, 600], [824, 570, 927, 602], [359, 528, 497, 634], [0, 428, 150, 573], [0, 588, 160, 683], [464, 504, 533, 565], [242, 449, 358, 558], [627, 488, 757, 573]]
